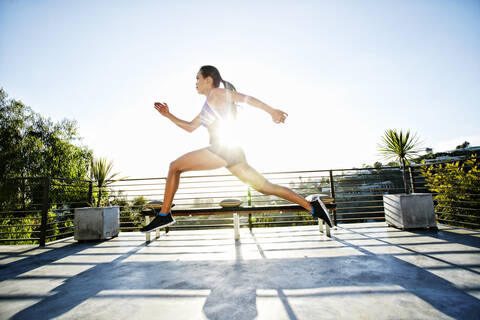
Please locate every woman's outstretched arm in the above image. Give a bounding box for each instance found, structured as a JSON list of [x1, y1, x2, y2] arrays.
[[209, 89, 288, 124], [154, 102, 201, 133], [241, 94, 288, 124]]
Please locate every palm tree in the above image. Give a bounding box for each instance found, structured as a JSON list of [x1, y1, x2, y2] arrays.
[[378, 129, 423, 194], [90, 157, 126, 206]]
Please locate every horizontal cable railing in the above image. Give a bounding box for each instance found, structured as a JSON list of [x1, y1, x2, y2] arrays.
[[0, 177, 90, 245], [1, 157, 478, 245]]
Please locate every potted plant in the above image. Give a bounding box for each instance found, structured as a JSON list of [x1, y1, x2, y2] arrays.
[[74, 157, 126, 241], [378, 129, 437, 229]]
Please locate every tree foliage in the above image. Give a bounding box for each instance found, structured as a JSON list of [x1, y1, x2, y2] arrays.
[[421, 156, 480, 228], [0, 88, 93, 243], [0, 88, 92, 181], [456, 141, 470, 150], [110, 194, 146, 231]]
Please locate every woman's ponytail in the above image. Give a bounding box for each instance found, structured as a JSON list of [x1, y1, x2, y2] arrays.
[[221, 80, 238, 118], [222, 80, 236, 92]]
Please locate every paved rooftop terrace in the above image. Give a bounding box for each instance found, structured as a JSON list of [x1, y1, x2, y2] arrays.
[[1, 222, 480, 320]]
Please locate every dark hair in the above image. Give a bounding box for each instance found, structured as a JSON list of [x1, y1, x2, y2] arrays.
[[199, 65, 238, 117], [199, 65, 236, 91]]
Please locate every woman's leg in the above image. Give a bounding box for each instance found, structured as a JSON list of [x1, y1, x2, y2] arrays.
[[161, 148, 227, 213], [227, 162, 312, 211]]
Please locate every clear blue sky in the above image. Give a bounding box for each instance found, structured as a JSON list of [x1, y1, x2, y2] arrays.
[[1, 0, 479, 178]]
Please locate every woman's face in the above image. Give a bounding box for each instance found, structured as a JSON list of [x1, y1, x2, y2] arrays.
[[196, 71, 212, 95]]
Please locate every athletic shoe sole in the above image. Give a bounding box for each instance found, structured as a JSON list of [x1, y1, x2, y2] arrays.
[[140, 219, 176, 233]]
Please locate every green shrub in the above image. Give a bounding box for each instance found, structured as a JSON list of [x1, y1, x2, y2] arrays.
[[421, 156, 480, 228]]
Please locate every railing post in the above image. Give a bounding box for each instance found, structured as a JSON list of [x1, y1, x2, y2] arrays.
[[88, 180, 94, 206], [408, 166, 416, 193], [247, 186, 253, 231], [329, 170, 337, 226], [40, 177, 50, 246]]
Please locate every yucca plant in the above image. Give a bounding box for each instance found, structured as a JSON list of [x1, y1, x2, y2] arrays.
[[378, 129, 423, 194], [90, 157, 126, 206]]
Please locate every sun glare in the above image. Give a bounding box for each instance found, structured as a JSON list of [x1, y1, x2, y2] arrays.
[[216, 119, 243, 147]]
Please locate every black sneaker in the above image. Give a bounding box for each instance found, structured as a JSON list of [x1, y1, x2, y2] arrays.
[[310, 198, 333, 227], [140, 213, 176, 233]]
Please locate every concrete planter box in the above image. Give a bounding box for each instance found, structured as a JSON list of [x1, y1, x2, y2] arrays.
[[383, 193, 437, 230], [74, 206, 119, 241]]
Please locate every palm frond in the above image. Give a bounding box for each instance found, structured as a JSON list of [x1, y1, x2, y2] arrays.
[[377, 129, 423, 166], [90, 157, 128, 206]]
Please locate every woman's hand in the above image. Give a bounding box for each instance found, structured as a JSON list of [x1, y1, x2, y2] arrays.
[[270, 108, 288, 124], [154, 102, 170, 117]]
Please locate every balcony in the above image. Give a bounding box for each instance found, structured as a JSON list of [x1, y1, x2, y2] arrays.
[[1, 222, 479, 319], [1, 163, 479, 318]]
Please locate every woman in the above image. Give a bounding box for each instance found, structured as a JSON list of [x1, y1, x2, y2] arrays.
[[140, 65, 332, 232]]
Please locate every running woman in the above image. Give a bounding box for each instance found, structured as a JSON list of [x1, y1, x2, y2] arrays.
[[140, 65, 332, 232]]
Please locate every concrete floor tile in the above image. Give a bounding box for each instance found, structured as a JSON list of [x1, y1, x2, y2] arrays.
[[281, 286, 454, 320], [378, 236, 447, 245], [361, 244, 413, 255], [427, 252, 480, 265], [58, 289, 211, 320], [402, 243, 480, 254], [0, 298, 45, 320], [18, 264, 95, 278], [263, 246, 365, 259]]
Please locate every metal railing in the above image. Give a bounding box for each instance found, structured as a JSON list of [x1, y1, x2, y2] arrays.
[[0, 177, 91, 245], [1, 158, 478, 245]]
